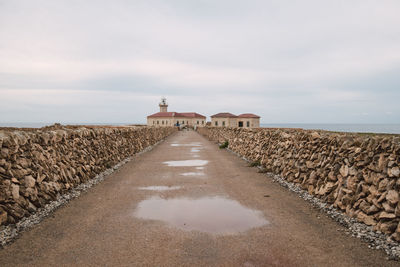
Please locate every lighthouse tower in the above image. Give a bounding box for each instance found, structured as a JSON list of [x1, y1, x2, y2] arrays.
[[159, 97, 168, 112]]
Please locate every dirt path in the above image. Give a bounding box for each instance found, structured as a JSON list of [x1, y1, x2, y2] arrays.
[[0, 130, 397, 266]]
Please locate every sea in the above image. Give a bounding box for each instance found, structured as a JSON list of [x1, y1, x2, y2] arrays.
[[0, 123, 400, 134]]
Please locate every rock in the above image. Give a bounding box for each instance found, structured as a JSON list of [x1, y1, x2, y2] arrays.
[[391, 167, 400, 177], [357, 211, 376, 226], [382, 202, 395, 213], [367, 205, 379, 215], [386, 190, 399, 205], [378, 178, 389, 191], [359, 200, 371, 213], [306, 161, 316, 169], [378, 154, 387, 171], [0, 210, 7, 225], [328, 171, 337, 181], [24, 175, 36, 188], [11, 183, 20, 200], [379, 211, 396, 219], [379, 221, 398, 234], [11, 168, 28, 179], [311, 132, 320, 139], [318, 182, 336, 195], [340, 165, 349, 177]]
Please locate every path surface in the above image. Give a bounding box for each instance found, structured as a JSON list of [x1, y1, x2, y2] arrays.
[[0, 130, 397, 266]]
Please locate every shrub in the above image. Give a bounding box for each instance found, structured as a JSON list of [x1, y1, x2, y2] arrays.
[[219, 141, 229, 149]]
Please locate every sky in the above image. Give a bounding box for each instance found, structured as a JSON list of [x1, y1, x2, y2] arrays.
[[0, 0, 399, 124]]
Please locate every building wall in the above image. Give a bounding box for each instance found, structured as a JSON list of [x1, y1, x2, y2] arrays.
[[211, 117, 260, 128], [147, 117, 206, 127], [237, 118, 260, 128]]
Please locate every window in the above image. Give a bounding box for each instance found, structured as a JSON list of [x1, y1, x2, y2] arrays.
[[246, 121, 250, 127], [222, 121, 225, 126], [166, 121, 168, 124], [162, 120, 164, 125], [153, 121, 155, 125], [197, 121, 199, 124], [215, 121, 218, 126], [187, 121, 188, 124], [182, 121, 184, 124], [202, 121, 204, 124], [157, 121, 159, 125]]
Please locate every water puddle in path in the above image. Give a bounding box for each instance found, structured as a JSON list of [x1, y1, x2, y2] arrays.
[[133, 196, 268, 234], [171, 143, 202, 147], [191, 148, 201, 153], [181, 172, 205, 176], [163, 160, 208, 167], [138, 186, 182, 191], [196, 167, 204, 170]]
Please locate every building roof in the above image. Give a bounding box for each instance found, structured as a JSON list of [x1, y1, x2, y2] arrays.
[[179, 112, 206, 118], [147, 112, 206, 119], [238, 113, 260, 118], [210, 112, 238, 118]]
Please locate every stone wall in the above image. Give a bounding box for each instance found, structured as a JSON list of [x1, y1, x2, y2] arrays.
[[198, 127, 400, 240], [0, 126, 176, 225]]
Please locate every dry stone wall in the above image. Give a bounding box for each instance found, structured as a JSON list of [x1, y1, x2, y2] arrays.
[[0, 126, 176, 226], [198, 127, 400, 240]]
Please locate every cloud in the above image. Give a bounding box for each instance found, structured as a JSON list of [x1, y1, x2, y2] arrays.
[[0, 0, 400, 123]]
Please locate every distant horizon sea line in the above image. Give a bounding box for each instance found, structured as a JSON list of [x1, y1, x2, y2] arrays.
[[0, 122, 400, 134]]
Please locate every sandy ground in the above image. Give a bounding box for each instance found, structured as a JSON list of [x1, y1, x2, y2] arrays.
[[0, 130, 397, 266]]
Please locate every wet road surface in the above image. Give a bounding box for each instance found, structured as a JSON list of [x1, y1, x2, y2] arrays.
[[0, 130, 397, 266]]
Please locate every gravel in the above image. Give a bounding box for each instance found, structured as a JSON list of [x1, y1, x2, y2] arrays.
[[0, 139, 163, 248], [225, 146, 400, 261]]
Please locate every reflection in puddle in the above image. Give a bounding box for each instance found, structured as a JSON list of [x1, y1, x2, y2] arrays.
[[163, 160, 208, 167], [134, 196, 268, 234], [138, 186, 181, 191], [181, 172, 204, 176], [171, 143, 202, 147]]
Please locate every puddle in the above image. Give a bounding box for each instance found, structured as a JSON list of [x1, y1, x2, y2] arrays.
[[171, 143, 202, 147], [191, 148, 201, 153], [134, 196, 268, 234], [181, 172, 205, 176], [163, 160, 208, 167], [196, 167, 204, 170], [138, 186, 182, 191]]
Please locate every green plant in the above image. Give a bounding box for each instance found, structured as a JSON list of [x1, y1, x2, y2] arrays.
[[219, 141, 229, 149], [248, 161, 261, 167]]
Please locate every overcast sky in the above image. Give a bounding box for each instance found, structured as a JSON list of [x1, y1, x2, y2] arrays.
[[1, 0, 399, 124]]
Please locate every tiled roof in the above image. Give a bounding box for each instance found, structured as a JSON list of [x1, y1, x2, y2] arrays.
[[238, 113, 260, 118], [147, 112, 177, 118], [179, 112, 206, 118], [147, 112, 206, 118], [210, 112, 238, 118]]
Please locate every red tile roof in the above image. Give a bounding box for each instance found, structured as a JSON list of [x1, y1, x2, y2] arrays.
[[179, 112, 206, 118], [147, 112, 176, 118], [210, 112, 238, 118], [147, 112, 205, 118], [238, 113, 260, 118]]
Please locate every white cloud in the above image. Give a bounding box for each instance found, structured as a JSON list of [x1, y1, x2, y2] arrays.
[[0, 0, 399, 123]]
